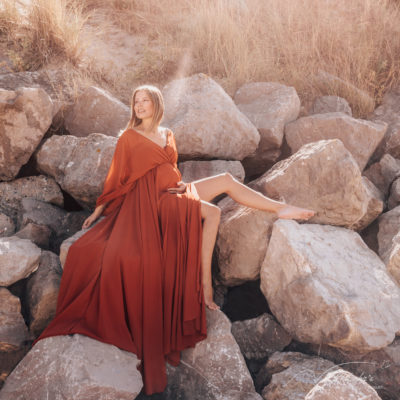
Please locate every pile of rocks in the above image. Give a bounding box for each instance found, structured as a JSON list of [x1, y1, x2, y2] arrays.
[[1, 71, 400, 399]]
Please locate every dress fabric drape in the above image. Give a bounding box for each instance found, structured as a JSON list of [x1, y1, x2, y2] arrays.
[[34, 128, 207, 395]]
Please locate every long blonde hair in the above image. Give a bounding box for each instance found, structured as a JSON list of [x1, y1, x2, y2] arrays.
[[125, 85, 164, 133]]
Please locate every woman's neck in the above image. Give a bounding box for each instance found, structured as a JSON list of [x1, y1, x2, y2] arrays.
[[138, 119, 159, 135]]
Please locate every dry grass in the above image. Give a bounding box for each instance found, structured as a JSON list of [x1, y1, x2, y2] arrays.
[[1, 0, 400, 116], [0, 0, 87, 69]]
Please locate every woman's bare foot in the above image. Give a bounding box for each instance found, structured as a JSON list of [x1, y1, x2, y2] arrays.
[[203, 284, 220, 310]]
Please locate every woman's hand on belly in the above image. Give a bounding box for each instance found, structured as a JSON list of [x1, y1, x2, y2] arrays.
[[167, 181, 187, 194]]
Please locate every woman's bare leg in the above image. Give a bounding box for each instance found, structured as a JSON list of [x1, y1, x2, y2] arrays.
[[193, 173, 286, 212], [199, 200, 221, 310]]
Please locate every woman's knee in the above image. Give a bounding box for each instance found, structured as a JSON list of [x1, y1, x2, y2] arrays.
[[202, 202, 221, 223]]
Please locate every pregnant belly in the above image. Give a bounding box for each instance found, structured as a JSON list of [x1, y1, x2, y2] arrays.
[[156, 163, 182, 192]]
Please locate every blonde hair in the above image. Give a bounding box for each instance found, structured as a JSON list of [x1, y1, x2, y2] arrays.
[[125, 85, 164, 133]]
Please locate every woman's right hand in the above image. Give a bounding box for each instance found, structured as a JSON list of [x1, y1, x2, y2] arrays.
[[82, 213, 98, 230]]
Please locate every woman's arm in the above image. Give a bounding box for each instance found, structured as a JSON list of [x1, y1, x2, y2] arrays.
[[82, 203, 107, 229]]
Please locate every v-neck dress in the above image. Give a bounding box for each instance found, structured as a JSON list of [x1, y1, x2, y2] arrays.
[[34, 128, 207, 395]]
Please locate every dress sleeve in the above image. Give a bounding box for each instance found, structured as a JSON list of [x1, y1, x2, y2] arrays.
[[96, 135, 129, 215]]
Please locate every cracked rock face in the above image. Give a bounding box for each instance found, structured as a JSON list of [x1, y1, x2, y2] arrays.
[[35, 133, 117, 208], [162, 73, 260, 161], [64, 86, 130, 137], [0, 334, 143, 400], [259, 352, 336, 400], [164, 309, 259, 400], [216, 199, 277, 286], [252, 139, 376, 229], [0, 288, 29, 351], [305, 369, 381, 400], [285, 112, 386, 171], [0, 87, 53, 181], [234, 81, 300, 174], [261, 220, 400, 353], [0, 235, 41, 286]]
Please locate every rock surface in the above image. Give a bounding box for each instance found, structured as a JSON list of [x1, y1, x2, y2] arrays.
[[26, 251, 62, 337], [0, 288, 29, 351], [285, 113, 386, 170], [0, 213, 14, 237], [370, 86, 400, 160], [0, 87, 53, 180], [305, 369, 381, 399], [261, 220, 400, 352], [64, 86, 130, 137], [363, 154, 400, 195], [35, 133, 117, 208], [259, 352, 337, 400], [15, 222, 51, 248], [0, 334, 143, 400], [299, 337, 400, 400], [162, 73, 260, 160], [179, 160, 245, 183], [0, 175, 63, 223], [0, 236, 41, 286], [252, 139, 372, 229], [164, 309, 258, 400], [231, 313, 292, 360], [234, 82, 300, 173], [388, 177, 400, 210], [310, 95, 352, 116], [216, 199, 277, 286], [377, 206, 400, 262]]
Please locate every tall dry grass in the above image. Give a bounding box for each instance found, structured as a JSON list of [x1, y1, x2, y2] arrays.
[[1, 0, 400, 115], [0, 0, 87, 69]]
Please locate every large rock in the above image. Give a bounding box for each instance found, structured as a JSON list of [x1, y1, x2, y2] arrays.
[[0, 288, 29, 351], [164, 309, 259, 400], [363, 153, 400, 195], [162, 73, 260, 160], [370, 86, 400, 160], [18, 198, 88, 253], [259, 352, 336, 400], [35, 133, 117, 208], [285, 113, 386, 170], [0, 236, 41, 286], [179, 160, 245, 183], [252, 139, 374, 229], [0, 334, 143, 400], [0, 175, 63, 223], [261, 220, 400, 352], [299, 338, 400, 400], [385, 232, 400, 285], [216, 199, 277, 286], [231, 313, 291, 360], [310, 95, 352, 116], [234, 82, 300, 173], [64, 86, 130, 137], [0, 87, 53, 180], [26, 251, 62, 337], [305, 369, 381, 400]]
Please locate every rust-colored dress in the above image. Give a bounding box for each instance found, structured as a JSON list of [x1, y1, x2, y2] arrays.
[[34, 128, 207, 395]]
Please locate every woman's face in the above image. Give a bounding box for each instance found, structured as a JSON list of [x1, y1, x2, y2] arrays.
[[134, 90, 154, 120]]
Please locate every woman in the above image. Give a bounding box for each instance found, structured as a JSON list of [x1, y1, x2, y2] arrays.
[[35, 85, 314, 395]]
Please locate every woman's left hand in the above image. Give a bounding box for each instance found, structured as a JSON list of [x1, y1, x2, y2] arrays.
[[167, 181, 187, 194]]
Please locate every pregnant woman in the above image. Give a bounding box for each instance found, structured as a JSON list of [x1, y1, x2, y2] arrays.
[[34, 85, 314, 395]]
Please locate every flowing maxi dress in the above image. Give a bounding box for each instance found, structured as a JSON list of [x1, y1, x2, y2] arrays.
[[34, 128, 207, 395]]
